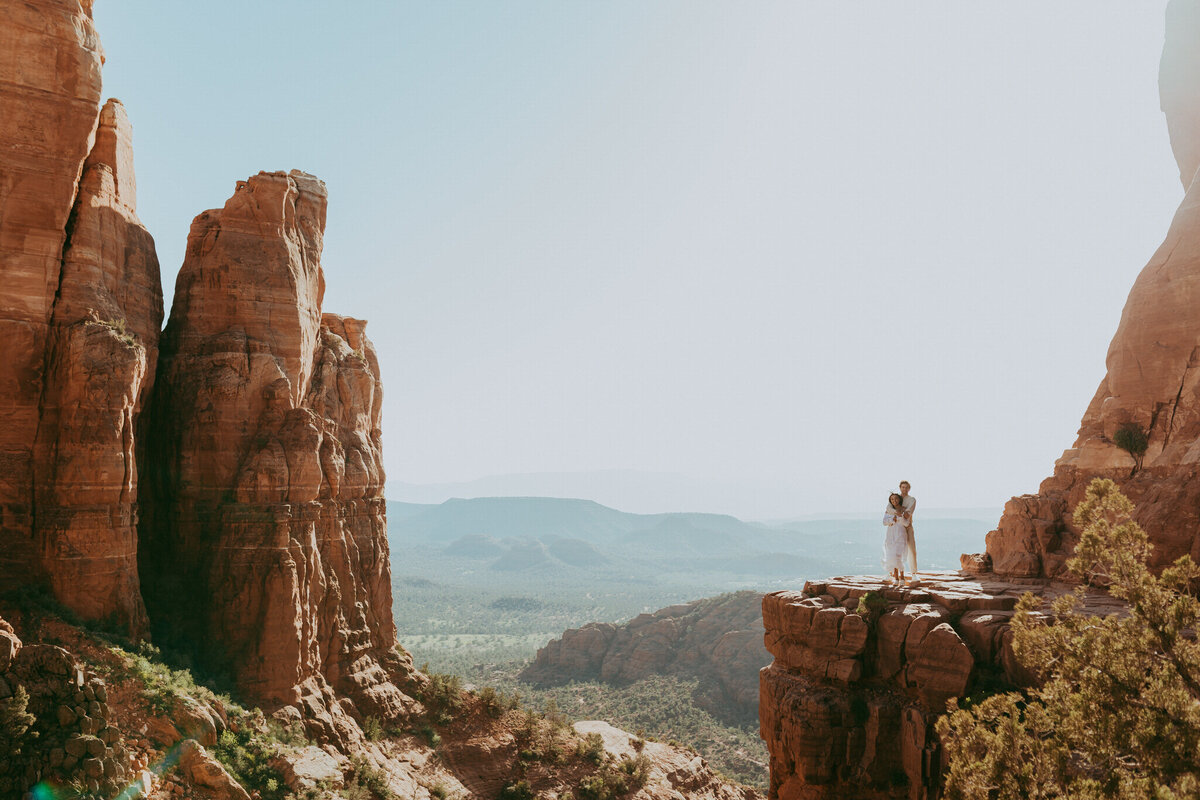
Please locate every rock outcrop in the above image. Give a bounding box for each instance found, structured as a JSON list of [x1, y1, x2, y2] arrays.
[[0, 0, 161, 636], [137, 170, 411, 741], [758, 573, 1125, 800], [574, 720, 758, 800], [521, 591, 767, 724], [178, 739, 252, 800], [982, 0, 1200, 580]]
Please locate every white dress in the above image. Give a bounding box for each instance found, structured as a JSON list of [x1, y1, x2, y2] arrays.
[[881, 509, 909, 573]]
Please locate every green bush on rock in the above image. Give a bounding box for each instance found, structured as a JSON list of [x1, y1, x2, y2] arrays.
[[0, 686, 37, 759], [937, 478, 1200, 799]]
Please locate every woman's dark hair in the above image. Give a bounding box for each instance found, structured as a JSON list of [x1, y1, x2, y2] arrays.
[[888, 492, 903, 509]]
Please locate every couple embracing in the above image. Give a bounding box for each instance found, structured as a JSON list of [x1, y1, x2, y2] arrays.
[[882, 480, 918, 586]]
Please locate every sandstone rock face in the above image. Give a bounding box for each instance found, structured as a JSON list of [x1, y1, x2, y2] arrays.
[[0, 8, 103, 548], [521, 591, 768, 724], [138, 171, 410, 740], [0, 0, 162, 635], [758, 573, 1125, 800], [33, 98, 162, 635], [984, 1, 1200, 579]]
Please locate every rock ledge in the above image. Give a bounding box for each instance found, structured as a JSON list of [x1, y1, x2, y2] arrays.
[[759, 571, 1123, 800]]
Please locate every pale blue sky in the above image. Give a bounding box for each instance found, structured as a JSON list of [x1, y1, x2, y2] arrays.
[[97, 2, 1181, 517]]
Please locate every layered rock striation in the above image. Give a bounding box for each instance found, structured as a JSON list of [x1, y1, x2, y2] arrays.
[[758, 574, 1124, 800], [33, 99, 162, 635], [138, 170, 410, 740], [0, 0, 161, 635], [0, 3, 104, 513], [521, 591, 768, 724], [983, 0, 1200, 580]]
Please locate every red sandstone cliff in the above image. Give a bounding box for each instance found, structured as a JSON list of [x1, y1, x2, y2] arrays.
[[34, 99, 162, 637], [983, 0, 1200, 580], [1, 0, 408, 749], [0, 0, 161, 635], [137, 170, 412, 742]]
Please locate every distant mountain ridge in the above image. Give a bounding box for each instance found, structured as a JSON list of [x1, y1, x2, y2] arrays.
[[388, 496, 996, 578], [391, 495, 762, 544], [393, 469, 808, 519]]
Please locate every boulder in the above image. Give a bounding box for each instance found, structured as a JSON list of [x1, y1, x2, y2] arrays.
[[269, 746, 344, 793], [0, 630, 21, 671], [178, 739, 251, 800]]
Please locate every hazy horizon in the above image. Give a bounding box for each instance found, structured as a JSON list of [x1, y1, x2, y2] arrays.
[[97, 3, 1181, 516], [390, 468, 1004, 521]]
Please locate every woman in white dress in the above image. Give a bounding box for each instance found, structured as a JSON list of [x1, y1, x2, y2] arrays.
[[882, 492, 910, 583]]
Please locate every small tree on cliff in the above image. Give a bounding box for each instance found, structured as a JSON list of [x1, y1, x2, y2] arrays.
[[1113, 423, 1149, 473], [937, 478, 1200, 799]]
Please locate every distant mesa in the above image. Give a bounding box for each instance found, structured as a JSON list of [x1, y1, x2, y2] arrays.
[[544, 535, 610, 567], [443, 533, 506, 558], [490, 539, 555, 571], [615, 516, 748, 557], [398, 575, 438, 588], [393, 496, 991, 585], [393, 495, 634, 543]]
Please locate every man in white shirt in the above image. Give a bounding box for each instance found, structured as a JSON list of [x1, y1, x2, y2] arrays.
[[899, 481, 917, 582]]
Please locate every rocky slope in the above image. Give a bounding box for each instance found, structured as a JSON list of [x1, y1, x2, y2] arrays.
[[521, 591, 768, 725], [982, 0, 1200, 580], [758, 574, 1124, 800], [0, 604, 757, 800]]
